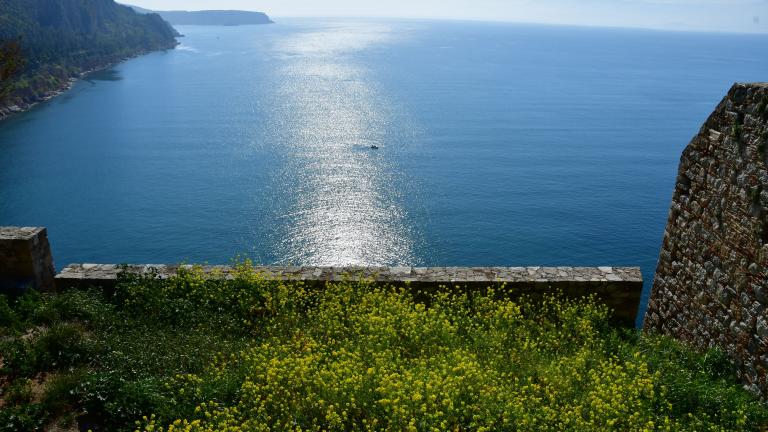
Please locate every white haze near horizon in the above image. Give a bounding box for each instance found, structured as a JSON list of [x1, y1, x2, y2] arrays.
[[129, 0, 768, 33]]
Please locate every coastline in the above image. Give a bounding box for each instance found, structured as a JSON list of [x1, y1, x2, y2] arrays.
[[0, 43, 178, 122]]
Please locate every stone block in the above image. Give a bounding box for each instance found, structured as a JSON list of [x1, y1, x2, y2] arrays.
[[0, 227, 56, 292]]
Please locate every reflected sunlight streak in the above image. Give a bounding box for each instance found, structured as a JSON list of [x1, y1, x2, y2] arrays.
[[269, 24, 417, 266]]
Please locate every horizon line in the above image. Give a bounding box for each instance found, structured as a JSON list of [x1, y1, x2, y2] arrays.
[[155, 11, 768, 36]]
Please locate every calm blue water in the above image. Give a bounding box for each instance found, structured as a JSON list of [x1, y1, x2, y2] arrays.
[[2, 19, 767, 321]]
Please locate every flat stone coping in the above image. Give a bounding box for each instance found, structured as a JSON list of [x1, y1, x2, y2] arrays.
[[56, 264, 643, 325], [0, 227, 45, 240], [57, 264, 641, 284]]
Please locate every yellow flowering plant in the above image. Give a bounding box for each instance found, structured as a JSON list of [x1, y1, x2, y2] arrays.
[[1, 262, 766, 431]]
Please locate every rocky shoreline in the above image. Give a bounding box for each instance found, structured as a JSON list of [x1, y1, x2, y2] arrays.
[[0, 78, 76, 121], [0, 44, 177, 122]]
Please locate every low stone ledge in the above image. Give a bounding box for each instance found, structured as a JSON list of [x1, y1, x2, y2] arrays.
[[57, 264, 643, 325]]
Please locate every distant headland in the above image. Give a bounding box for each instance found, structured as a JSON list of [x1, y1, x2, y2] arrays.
[[129, 6, 274, 26]]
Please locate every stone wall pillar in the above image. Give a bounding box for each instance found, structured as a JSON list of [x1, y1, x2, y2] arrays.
[[645, 83, 768, 399], [0, 227, 56, 292]]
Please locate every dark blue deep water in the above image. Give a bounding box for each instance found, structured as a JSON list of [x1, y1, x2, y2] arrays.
[[2, 19, 767, 319]]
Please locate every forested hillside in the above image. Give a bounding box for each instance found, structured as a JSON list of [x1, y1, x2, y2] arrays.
[[0, 0, 178, 118]]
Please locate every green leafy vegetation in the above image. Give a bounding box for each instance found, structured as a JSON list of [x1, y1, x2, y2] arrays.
[[0, 0, 177, 107], [0, 39, 23, 99], [0, 264, 766, 431]]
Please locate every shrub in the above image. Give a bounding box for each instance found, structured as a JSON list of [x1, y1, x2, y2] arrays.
[[135, 280, 767, 432], [3, 378, 34, 405], [2, 266, 766, 432], [0, 404, 47, 432], [0, 294, 19, 332], [34, 322, 93, 370], [41, 370, 86, 415], [38, 289, 112, 324], [0, 338, 40, 378]]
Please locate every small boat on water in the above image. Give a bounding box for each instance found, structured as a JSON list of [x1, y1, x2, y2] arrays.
[[370, 145, 379, 150]]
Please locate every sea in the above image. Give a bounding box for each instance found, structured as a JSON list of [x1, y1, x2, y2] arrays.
[[2, 18, 767, 322]]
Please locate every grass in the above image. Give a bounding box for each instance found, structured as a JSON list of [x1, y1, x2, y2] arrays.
[[0, 262, 766, 431]]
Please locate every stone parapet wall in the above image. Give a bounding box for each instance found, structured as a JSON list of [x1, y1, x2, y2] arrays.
[[0, 227, 56, 292], [57, 264, 643, 325], [645, 83, 768, 399]]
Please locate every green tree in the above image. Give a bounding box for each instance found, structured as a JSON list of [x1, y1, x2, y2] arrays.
[[0, 39, 23, 100]]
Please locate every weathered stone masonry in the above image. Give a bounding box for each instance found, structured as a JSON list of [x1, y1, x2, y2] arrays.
[[645, 83, 768, 399], [1, 227, 643, 325], [0, 227, 56, 292], [56, 264, 643, 325]]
